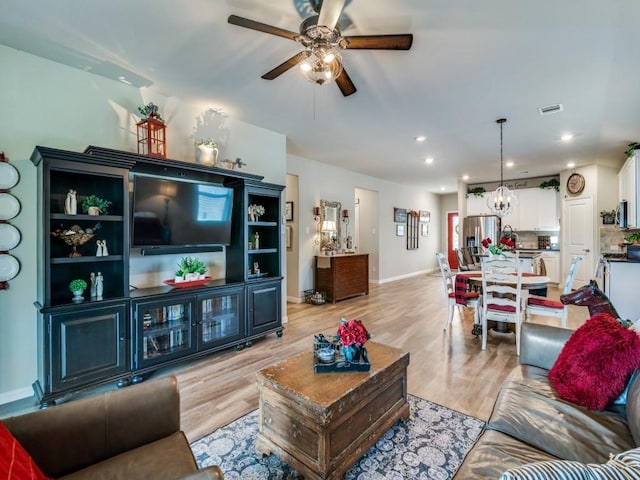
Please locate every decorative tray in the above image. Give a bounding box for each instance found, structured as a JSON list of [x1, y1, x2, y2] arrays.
[[313, 337, 371, 373], [164, 277, 212, 289]]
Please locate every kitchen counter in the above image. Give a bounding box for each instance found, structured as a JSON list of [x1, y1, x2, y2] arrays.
[[605, 260, 640, 320], [517, 248, 561, 252]]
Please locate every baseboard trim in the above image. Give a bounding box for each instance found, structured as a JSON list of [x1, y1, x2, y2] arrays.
[[0, 386, 33, 406], [287, 295, 304, 304], [377, 268, 435, 285]]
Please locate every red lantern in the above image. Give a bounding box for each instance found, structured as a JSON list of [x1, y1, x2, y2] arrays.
[[137, 114, 166, 158]]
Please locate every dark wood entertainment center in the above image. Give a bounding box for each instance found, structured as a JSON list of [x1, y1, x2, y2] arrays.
[[31, 145, 284, 407]]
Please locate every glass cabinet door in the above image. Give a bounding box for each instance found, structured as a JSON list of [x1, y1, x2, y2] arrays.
[[133, 297, 195, 368], [197, 286, 244, 350]]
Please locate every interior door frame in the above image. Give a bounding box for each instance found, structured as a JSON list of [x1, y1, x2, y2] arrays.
[[447, 211, 459, 269], [562, 195, 594, 288]]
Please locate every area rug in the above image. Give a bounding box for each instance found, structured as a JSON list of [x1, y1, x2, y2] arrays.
[[191, 395, 484, 479]]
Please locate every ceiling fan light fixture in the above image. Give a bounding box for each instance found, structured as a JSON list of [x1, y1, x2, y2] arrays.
[[299, 46, 343, 85]]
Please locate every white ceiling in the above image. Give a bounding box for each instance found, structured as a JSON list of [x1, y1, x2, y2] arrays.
[[2, 0, 639, 193]]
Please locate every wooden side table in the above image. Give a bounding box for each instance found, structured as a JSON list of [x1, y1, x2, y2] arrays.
[[255, 341, 410, 480], [314, 253, 369, 303]]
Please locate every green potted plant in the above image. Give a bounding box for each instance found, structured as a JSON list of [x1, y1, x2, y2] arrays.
[[69, 278, 87, 301], [138, 102, 164, 123], [175, 256, 207, 282], [466, 187, 486, 198], [539, 179, 560, 191], [600, 209, 617, 225], [624, 232, 640, 244], [82, 195, 112, 215]]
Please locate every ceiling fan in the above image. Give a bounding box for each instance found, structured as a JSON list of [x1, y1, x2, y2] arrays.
[[228, 0, 413, 97]]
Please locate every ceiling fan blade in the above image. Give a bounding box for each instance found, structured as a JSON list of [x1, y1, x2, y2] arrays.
[[317, 0, 346, 30], [228, 14, 297, 40], [345, 34, 413, 50], [261, 51, 310, 80], [335, 68, 357, 97]]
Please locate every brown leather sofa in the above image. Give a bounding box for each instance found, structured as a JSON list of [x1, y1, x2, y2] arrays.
[[454, 322, 640, 478], [2, 376, 223, 479]]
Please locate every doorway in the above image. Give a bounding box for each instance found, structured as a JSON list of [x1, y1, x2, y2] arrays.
[[447, 212, 460, 268], [563, 196, 594, 287]]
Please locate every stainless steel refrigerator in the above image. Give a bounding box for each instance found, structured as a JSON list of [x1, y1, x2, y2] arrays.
[[463, 215, 500, 255]]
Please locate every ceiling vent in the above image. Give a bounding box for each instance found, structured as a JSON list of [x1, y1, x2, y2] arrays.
[[538, 103, 563, 116]]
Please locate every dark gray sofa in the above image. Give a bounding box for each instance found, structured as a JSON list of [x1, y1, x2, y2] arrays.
[[454, 322, 640, 478], [2, 376, 223, 479]]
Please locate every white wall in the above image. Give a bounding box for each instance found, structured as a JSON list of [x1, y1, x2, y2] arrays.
[[287, 154, 441, 297], [0, 45, 286, 402]]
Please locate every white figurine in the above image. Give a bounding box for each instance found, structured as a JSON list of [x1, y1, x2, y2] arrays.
[[96, 272, 103, 300], [64, 189, 77, 215], [90, 272, 97, 298], [100, 240, 109, 257], [96, 240, 103, 257]]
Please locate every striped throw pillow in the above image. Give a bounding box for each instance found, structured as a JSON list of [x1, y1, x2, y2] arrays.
[[500, 448, 640, 480]]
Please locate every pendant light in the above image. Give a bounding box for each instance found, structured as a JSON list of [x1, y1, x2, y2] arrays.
[[487, 118, 517, 217]]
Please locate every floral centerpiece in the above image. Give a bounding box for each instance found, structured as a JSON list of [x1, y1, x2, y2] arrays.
[[481, 237, 515, 255], [334, 318, 370, 362]]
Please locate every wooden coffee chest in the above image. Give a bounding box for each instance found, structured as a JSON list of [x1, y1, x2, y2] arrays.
[[255, 341, 410, 479]]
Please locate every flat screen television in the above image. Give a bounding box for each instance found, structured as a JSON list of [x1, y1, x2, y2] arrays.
[[132, 174, 234, 252]]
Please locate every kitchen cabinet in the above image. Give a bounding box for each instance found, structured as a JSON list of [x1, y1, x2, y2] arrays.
[[619, 154, 637, 228], [510, 188, 559, 231], [539, 251, 560, 284], [466, 193, 491, 216], [605, 260, 640, 321]]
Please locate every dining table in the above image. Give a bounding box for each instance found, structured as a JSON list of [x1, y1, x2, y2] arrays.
[[454, 272, 551, 306], [454, 271, 551, 335]]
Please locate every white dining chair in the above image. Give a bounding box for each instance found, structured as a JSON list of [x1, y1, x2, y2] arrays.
[[480, 253, 524, 355], [435, 252, 481, 334], [525, 255, 582, 328]]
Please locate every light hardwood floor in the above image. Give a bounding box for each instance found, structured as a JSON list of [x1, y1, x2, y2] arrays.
[[173, 273, 590, 442]]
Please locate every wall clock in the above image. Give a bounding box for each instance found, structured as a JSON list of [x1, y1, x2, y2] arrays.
[[566, 173, 585, 195]]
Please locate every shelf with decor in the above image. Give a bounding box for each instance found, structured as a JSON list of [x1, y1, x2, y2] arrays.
[[31, 146, 135, 407], [31, 145, 284, 407]]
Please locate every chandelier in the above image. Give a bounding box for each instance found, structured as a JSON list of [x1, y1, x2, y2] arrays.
[[487, 118, 517, 217]]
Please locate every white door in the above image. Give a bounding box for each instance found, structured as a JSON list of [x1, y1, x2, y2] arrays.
[[563, 196, 593, 287]]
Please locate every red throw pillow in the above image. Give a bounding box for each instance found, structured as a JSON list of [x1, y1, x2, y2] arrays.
[[0, 421, 51, 480], [549, 313, 640, 410]]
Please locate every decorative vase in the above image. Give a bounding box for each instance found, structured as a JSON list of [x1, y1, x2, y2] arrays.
[[196, 145, 218, 166], [72, 290, 84, 302], [87, 206, 101, 216], [342, 345, 361, 363]]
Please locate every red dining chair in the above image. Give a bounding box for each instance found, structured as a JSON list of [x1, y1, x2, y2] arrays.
[[436, 252, 481, 334], [525, 255, 582, 328]]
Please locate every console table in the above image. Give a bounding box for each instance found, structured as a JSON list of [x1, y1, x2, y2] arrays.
[[314, 254, 369, 303]]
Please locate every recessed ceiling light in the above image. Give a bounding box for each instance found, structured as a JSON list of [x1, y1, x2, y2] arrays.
[[561, 133, 574, 142], [567, 161, 575, 168], [425, 157, 434, 165], [506, 161, 514, 167], [462, 174, 469, 181], [440, 186, 446, 191], [414, 135, 426, 142]]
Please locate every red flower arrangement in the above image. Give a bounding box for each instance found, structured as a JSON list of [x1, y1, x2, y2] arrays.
[[481, 237, 515, 254], [335, 318, 370, 348]]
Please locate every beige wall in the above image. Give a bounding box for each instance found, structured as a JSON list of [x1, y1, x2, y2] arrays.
[[287, 154, 442, 298]]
